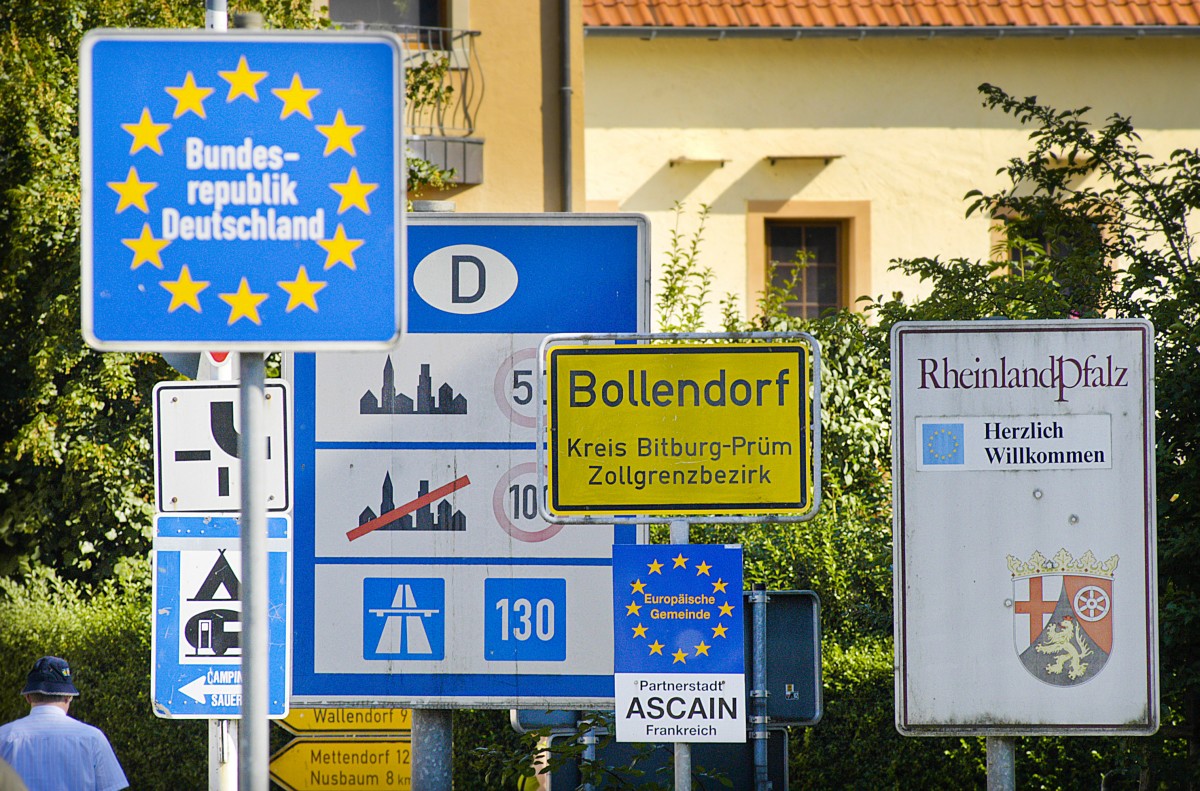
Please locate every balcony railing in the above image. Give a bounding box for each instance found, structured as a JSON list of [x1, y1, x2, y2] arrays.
[[335, 23, 483, 139]]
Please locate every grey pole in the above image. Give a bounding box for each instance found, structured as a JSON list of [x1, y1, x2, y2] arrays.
[[669, 519, 691, 791], [238, 353, 269, 791], [409, 199, 456, 791], [206, 0, 227, 31], [580, 719, 597, 791], [751, 583, 769, 791], [204, 5, 236, 790], [987, 736, 1016, 790], [412, 711, 453, 791]]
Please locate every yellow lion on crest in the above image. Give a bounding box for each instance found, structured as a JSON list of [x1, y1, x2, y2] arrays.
[[1035, 616, 1093, 679]]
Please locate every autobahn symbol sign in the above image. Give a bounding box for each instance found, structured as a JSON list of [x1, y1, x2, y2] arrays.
[[80, 30, 404, 351]]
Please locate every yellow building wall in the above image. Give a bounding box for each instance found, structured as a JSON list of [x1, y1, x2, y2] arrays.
[[583, 35, 1200, 323], [421, 0, 588, 212]]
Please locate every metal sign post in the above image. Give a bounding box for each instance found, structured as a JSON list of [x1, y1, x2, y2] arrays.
[[240, 353, 268, 791], [670, 520, 692, 791]]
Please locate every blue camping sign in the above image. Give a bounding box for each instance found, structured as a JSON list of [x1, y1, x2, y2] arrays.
[[80, 30, 404, 351]]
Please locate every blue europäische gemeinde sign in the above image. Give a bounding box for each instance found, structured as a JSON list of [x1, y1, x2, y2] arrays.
[[613, 544, 746, 743], [80, 30, 403, 350]]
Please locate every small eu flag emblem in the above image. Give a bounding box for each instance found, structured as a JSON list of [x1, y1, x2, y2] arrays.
[[922, 423, 964, 465]]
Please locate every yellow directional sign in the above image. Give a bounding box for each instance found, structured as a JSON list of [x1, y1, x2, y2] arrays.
[[270, 739, 411, 791], [547, 343, 816, 516], [280, 707, 411, 735]]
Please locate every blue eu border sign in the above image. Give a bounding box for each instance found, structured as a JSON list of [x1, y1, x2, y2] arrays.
[[80, 30, 404, 351]]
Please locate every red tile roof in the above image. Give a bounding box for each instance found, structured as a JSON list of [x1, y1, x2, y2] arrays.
[[582, 0, 1200, 31]]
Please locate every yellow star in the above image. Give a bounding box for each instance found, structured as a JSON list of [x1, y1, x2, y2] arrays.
[[121, 224, 170, 270], [160, 265, 209, 313], [315, 224, 365, 270], [672, 649, 688, 665], [219, 277, 268, 325], [316, 109, 364, 156], [121, 108, 171, 155], [648, 640, 664, 656], [695, 561, 711, 576], [694, 641, 711, 657], [625, 601, 641, 617], [219, 55, 268, 102], [107, 167, 157, 214], [632, 624, 647, 639], [329, 168, 378, 215], [712, 623, 729, 639], [165, 72, 214, 118], [277, 266, 327, 313], [718, 602, 735, 617], [272, 73, 321, 119], [672, 553, 688, 569], [712, 578, 729, 594], [630, 579, 646, 594], [647, 559, 663, 575]]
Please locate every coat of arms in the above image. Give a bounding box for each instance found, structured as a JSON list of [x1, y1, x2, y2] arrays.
[[1007, 548, 1118, 686]]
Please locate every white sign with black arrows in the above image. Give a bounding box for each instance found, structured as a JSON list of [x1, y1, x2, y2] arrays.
[[153, 380, 292, 513]]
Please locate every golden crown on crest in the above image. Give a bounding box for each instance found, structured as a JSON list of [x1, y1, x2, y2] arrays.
[[1007, 548, 1119, 578]]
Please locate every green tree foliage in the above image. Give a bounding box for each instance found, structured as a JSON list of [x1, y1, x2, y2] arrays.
[[871, 83, 1200, 786]]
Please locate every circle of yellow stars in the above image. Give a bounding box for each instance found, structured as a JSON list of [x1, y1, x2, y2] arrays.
[[625, 552, 735, 665], [925, 426, 962, 462], [106, 55, 379, 326]]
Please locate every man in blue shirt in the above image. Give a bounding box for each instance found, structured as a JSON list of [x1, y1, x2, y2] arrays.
[[0, 656, 128, 791]]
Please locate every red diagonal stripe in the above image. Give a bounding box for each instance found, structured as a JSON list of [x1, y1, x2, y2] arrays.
[[346, 475, 471, 541]]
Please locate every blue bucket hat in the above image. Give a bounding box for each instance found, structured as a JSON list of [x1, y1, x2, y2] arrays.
[[21, 656, 80, 697]]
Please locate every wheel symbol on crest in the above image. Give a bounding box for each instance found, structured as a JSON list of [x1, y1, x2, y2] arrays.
[[1073, 585, 1110, 622]]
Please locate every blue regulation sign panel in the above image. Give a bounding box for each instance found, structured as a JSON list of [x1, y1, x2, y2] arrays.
[[289, 215, 649, 707], [80, 30, 403, 351], [151, 515, 291, 719]]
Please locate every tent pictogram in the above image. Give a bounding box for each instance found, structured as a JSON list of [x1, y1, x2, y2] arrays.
[[184, 549, 242, 658]]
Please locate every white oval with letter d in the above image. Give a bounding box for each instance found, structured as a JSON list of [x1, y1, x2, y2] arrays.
[[413, 244, 519, 314]]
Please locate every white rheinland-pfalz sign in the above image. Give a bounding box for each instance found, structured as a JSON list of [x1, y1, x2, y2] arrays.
[[892, 319, 1158, 735]]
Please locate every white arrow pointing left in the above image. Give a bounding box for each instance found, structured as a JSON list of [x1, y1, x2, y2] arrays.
[[179, 675, 241, 704]]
